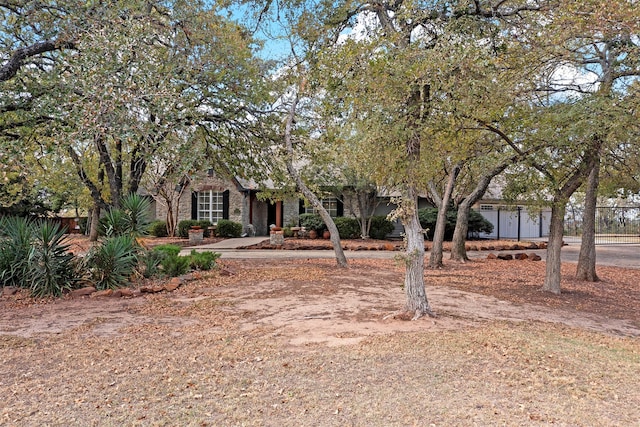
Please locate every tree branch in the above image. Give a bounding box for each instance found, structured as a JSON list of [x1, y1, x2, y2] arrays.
[[0, 39, 73, 82]]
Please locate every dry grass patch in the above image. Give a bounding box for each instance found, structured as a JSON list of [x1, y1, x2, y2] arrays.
[[1, 257, 639, 426]]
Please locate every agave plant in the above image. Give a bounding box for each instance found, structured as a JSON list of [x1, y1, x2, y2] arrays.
[[88, 235, 138, 290], [100, 208, 129, 237], [0, 216, 35, 288], [27, 221, 80, 297], [100, 194, 152, 238], [120, 193, 151, 238]]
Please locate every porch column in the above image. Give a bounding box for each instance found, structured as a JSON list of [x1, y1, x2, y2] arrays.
[[276, 201, 283, 228]]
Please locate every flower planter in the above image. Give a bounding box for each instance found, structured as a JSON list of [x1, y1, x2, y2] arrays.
[[189, 228, 204, 245]]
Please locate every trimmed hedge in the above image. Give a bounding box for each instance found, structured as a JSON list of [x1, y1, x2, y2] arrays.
[[216, 219, 242, 237], [369, 216, 395, 240], [299, 213, 325, 232], [148, 220, 168, 237], [177, 220, 213, 238], [334, 217, 360, 239], [418, 207, 493, 240]]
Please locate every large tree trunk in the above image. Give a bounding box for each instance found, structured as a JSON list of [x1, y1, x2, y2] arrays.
[[428, 163, 461, 268], [95, 134, 122, 208], [542, 202, 566, 294], [399, 187, 435, 319], [541, 140, 601, 294], [576, 161, 599, 281], [89, 204, 101, 242]]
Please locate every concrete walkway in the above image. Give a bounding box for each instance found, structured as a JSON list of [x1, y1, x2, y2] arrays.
[[185, 237, 268, 250], [181, 237, 640, 269]]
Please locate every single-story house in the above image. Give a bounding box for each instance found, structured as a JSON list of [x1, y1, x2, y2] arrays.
[[151, 170, 350, 236], [151, 171, 550, 240]]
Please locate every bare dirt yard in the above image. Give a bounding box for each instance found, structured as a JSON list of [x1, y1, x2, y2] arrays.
[[1, 242, 639, 426]]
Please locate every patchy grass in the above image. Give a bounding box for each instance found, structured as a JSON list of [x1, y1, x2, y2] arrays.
[[1, 322, 638, 426], [1, 258, 639, 426]]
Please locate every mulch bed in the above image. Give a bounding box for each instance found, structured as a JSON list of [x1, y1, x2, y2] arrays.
[[241, 237, 545, 252]]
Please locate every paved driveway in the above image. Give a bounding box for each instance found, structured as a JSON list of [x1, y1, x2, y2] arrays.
[[184, 238, 640, 269]]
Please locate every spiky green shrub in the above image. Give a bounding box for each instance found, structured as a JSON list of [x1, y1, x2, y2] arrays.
[[148, 220, 168, 237], [188, 250, 220, 271], [120, 193, 151, 237], [152, 244, 182, 258], [160, 253, 190, 277], [369, 216, 395, 240], [0, 216, 35, 288], [87, 235, 138, 290], [216, 219, 242, 237], [334, 217, 360, 239], [138, 249, 166, 278], [27, 221, 80, 297], [101, 194, 152, 238], [101, 209, 127, 237]]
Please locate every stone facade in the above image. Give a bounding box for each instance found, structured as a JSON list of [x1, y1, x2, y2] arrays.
[[153, 189, 191, 229], [152, 172, 381, 237]]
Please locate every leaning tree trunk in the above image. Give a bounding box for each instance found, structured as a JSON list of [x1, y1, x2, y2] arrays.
[[89, 204, 101, 242], [450, 162, 509, 262], [541, 139, 601, 294], [576, 161, 599, 281], [284, 92, 347, 267], [542, 202, 566, 294], [450, 201, 472, 262], [428, 164, 461, 268], [399, 187, 436, 319]]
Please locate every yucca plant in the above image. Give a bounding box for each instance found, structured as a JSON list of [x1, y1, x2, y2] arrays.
[[120, 193, 151, 238], [100, 209, 129, 237], [100, 194, 152, 238], [0, 216, 35, 288], [27, 221, 80, 297], [87, 235, 138, 290]]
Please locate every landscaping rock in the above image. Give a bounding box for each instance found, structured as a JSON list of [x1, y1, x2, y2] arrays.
[[92, 289, 113, 298], [164, 280, 181, 292], [528, 253, 542, 261], [140, 285, 165, 293], [515, 253, 528, 260], [69, 287, 97, 298], [119, 288, 134, 297], [487, 253, 497, 260], [2, 286, 20, 296], [497, 254, 513, 260]]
